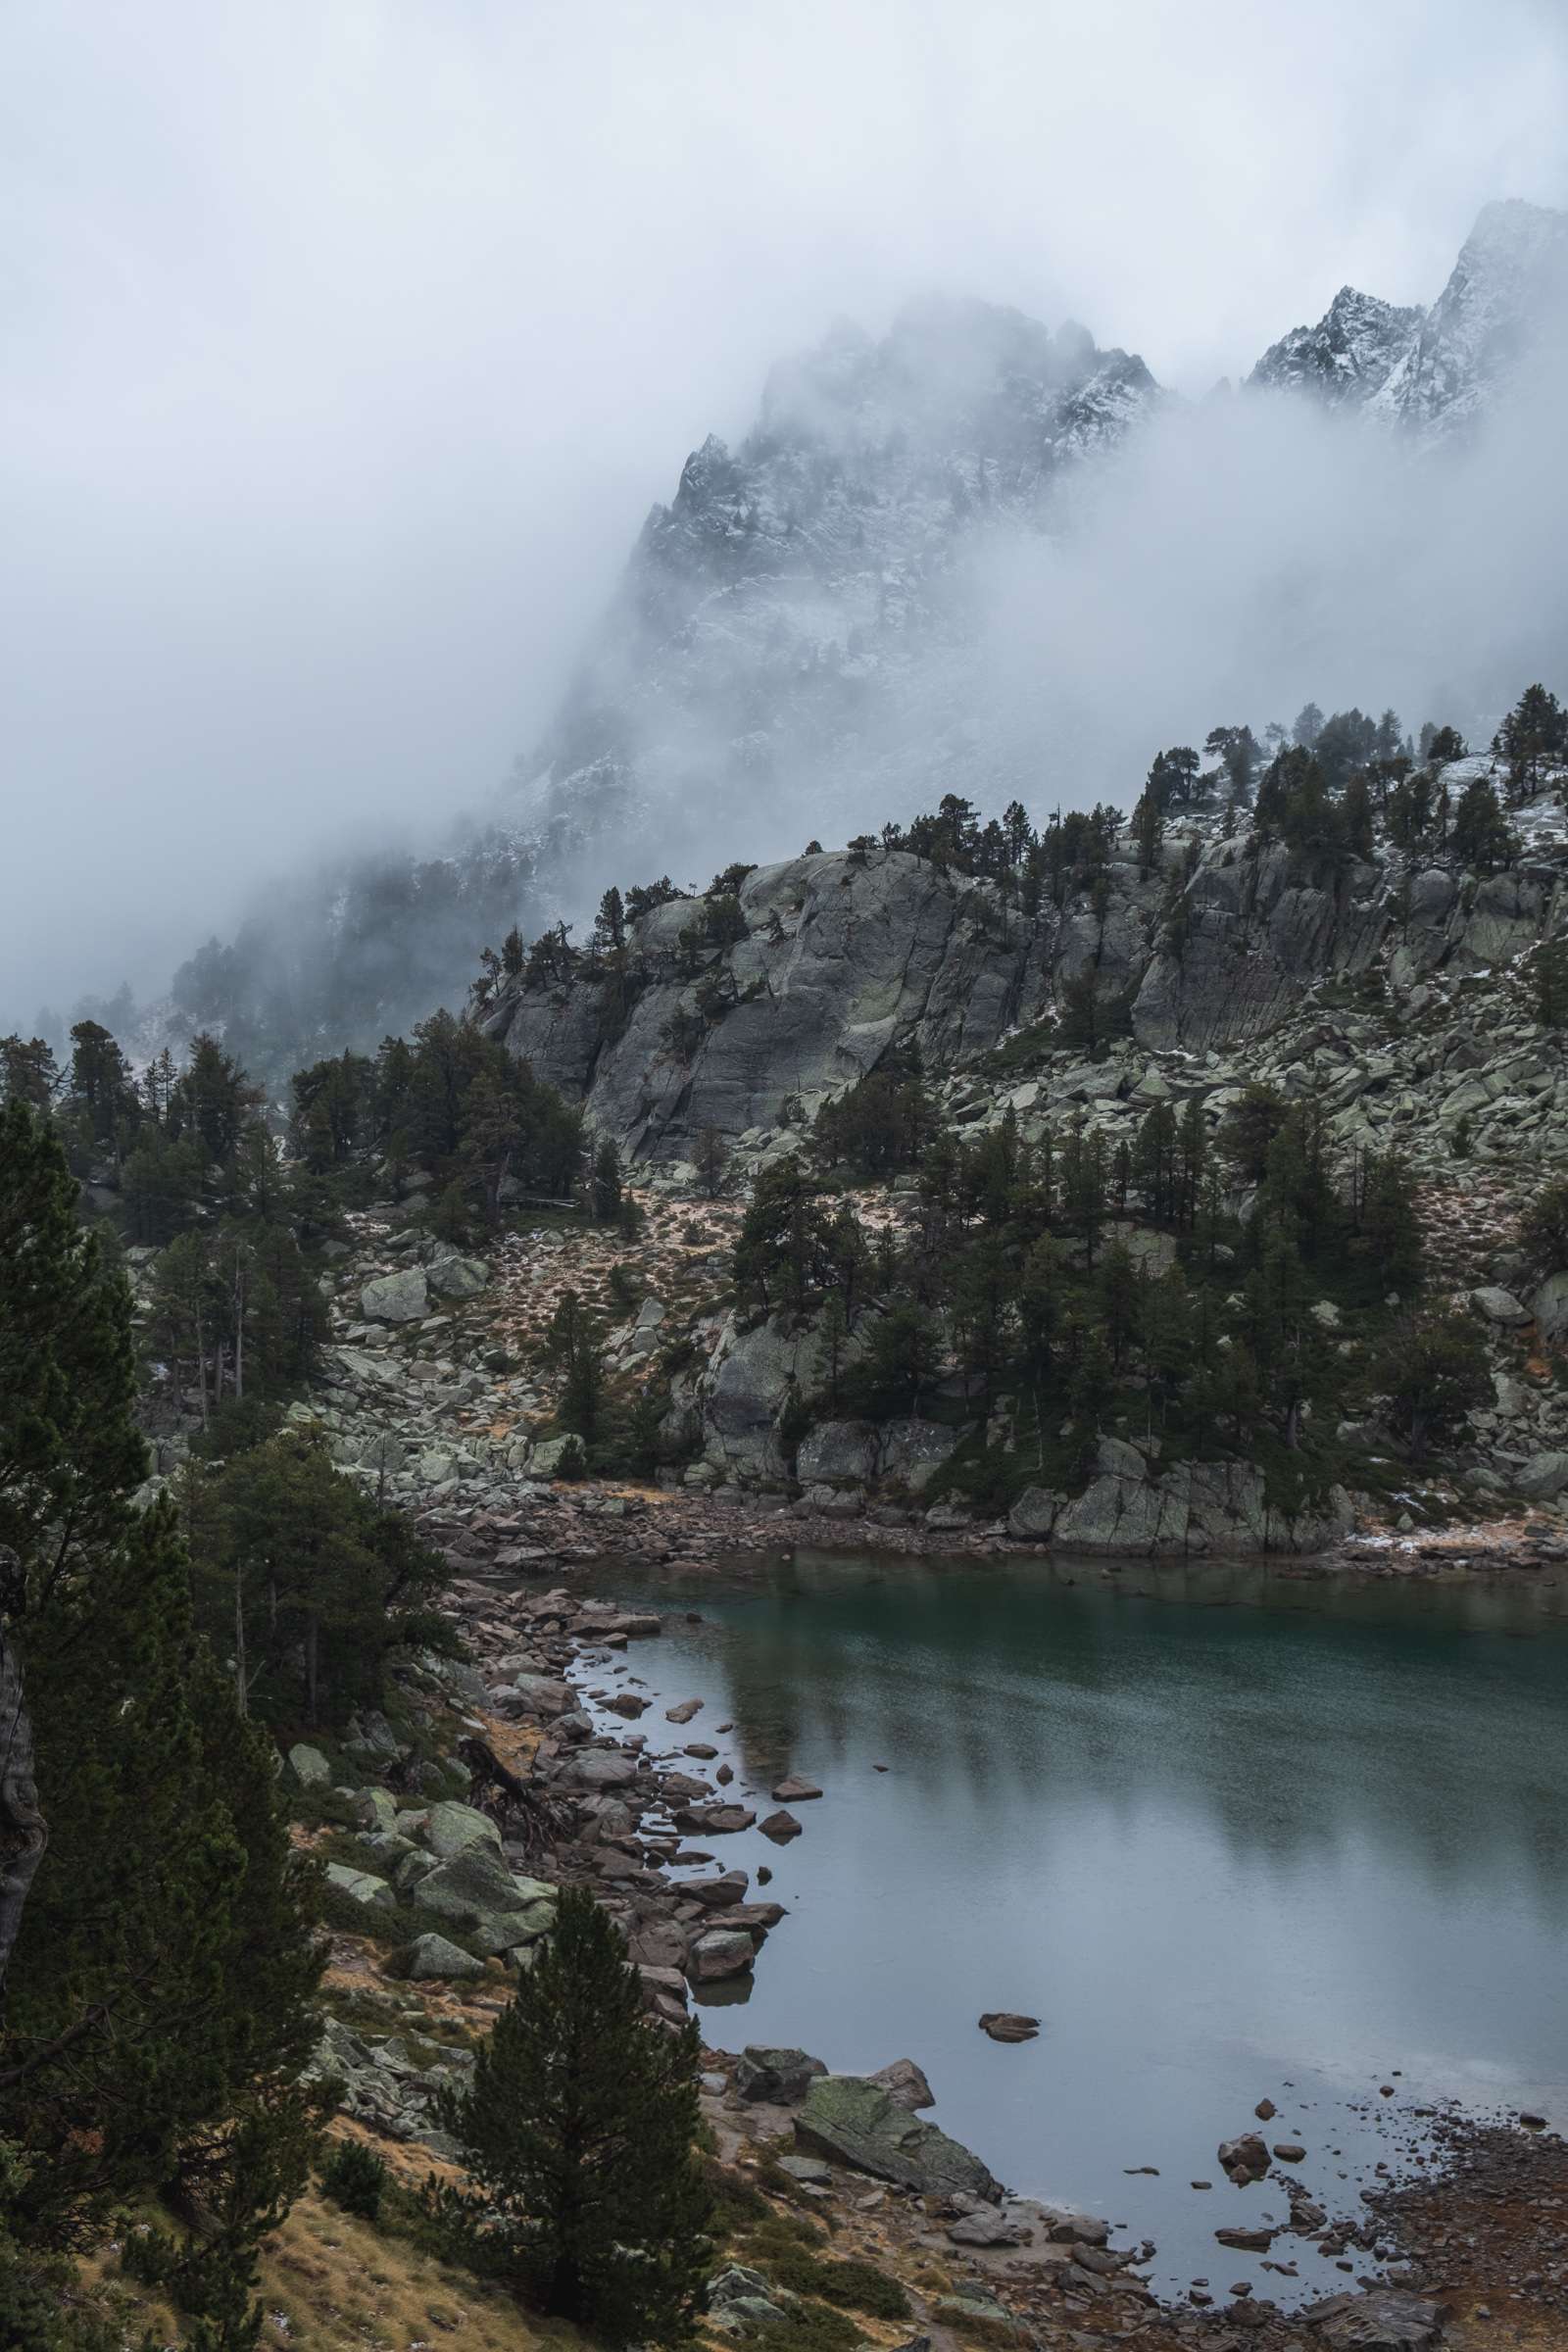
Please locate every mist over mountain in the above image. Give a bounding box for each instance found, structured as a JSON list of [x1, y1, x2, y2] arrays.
[[28, 198, 1568, 1077]]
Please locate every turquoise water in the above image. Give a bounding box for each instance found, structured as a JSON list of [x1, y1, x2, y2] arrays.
[[573, 1551, 1568, 2302]]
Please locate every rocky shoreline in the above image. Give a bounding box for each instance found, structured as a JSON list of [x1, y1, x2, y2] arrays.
[[413, 1471, 1568, 1601], [299, 1547, 1567, 2352]]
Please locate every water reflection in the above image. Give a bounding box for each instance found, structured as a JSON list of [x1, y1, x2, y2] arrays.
[[581, 1549, 1568, 2302], [694, 1554, 1568, 1910]]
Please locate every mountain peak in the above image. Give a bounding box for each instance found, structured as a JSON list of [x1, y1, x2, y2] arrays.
[[1248, 284, 1424, 406], [1248, 199, 1568, 437]]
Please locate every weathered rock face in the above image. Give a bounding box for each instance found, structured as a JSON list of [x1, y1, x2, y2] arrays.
[[492, 850, 1040, 1161], [1305, 2289, 1447, 2352], [795, 2074, 1000, 2198], [1008, 1449, 1354, 1558], [489, 826, 1564, 1166]]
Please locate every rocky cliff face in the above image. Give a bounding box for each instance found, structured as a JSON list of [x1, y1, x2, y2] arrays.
[[528, 203, 1567, 876], [486, 769, 1568, 1167], [146, 204, 1568, 1076], [1249, 200, 1568, 442], [524, 298, 1163, 868]]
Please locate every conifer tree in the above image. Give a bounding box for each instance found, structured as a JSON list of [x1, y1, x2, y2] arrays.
[[0, 1103, 321, 2277], [694, 1125, 728, 1198], [442, 1886, 712, 2344], [1450, 776, 1514, 872]]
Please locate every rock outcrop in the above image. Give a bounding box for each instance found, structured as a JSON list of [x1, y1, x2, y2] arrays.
[[794, 2073, 1000, 2199], [1006, 1445, 1355, 1559], [488, 807, 1568, 1170]]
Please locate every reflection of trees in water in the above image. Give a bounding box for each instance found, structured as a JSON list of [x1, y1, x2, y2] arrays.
[[659, 1551, 1568, 1918]]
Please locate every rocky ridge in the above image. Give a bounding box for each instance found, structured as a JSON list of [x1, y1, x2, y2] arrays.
[[128, 759, 1568, 1569], [1249, 200, 1568, 443]]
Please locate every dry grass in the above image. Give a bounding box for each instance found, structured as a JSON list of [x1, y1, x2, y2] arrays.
[[79, 2186, 584, 2352]]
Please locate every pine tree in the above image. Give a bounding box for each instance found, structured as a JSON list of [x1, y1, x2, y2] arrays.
[[441, 1886, 713, 2344], [591, 1138, 623, 1223], [1533, 935, 1568, 1030], [186, 1429, 447, 1728], [0, 1035, 60, 1113], [1450, 776, 1514, 873], [0, 1106, 322, 2263], [1494, 683, 1567, 800], [694, 1126, 728, 1198], [1371, 1311, 1489, 1453]]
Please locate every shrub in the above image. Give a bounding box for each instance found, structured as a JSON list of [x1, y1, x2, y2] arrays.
[[320, 2138, 387, 2221]]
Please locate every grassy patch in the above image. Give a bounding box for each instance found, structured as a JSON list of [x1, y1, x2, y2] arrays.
[[764, 2250, 909, 2320], [932, 2302, 1024, 2344], [738, 2305, 864, 2352], [78, 2188, 582, 2352]]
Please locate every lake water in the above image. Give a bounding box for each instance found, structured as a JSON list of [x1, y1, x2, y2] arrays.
[[571, 1550, 1568, 2304]]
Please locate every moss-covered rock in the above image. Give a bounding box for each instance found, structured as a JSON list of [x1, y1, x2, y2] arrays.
[[794, 2074, 998, 2198]]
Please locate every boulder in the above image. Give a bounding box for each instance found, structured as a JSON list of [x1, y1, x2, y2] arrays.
[[495, 1672, 576, 1718], [794, 2075, 999, 2199], [287, 1742, 332, 1788], [706, 2265, 790, 2333], [978, 2012, 1040, 2043], [420, 1801, 502, 1860], [1218, 2132, 1271, 2182], [1533, 1272, 1568, 1342], [1515, 1451, 1568, 1500], [1305, 2290, 1447, 2352], [760, 1809, 803, 1842], [868, 2057, 935, 2111], [703, 1313, 830, 1480], [949, 2208, 1030, 2246], [528, 1436, 581, 1478], [771, 1774, 822, 1801], [777, 2154, 832, 2185], [877, 1417, 963, 1493], [413, 1846, 557, 1956], [1470, 1285, 1531, 1325], [673, 1804, 755, 1835], [360, 1267, 429, 1324], [685, 1929, 756, 1983], [427, 1253, 490, 1300], [734, 2046, 829, 2104], [1007, 1487, 1059, 1541], [564, 1748, 642, 1789], [687, 1872, 749, 1909], [324, 1862, 396, 1914], [797, 1420, 878, 1487], [1041, 2205, 1107, 2245], [402, 1932, 486, 1982], [353, 1788, 400, 1834]]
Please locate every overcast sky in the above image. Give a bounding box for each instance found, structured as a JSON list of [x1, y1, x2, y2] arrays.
[[5, 0, 1568, 1019]]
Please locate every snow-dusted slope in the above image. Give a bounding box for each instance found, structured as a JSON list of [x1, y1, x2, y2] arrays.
[[1249, 287, 1425, 408], [524, 298, 1162, 866], [1250, 200, 1568, 441]]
